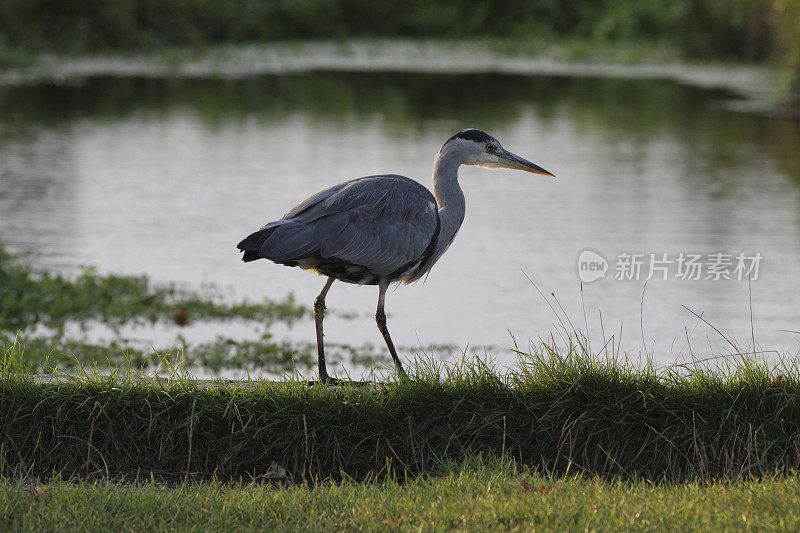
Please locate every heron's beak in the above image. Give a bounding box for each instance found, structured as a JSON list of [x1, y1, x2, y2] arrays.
[[500, 150, 555, 177]]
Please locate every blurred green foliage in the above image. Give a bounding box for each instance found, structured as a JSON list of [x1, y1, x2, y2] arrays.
[[772, 0, 800, 100], [0, 0, 798, 99], [0, 0, 792, 61]]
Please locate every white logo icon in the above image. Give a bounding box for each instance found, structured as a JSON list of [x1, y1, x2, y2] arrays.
[[578, 250, 608, 283]]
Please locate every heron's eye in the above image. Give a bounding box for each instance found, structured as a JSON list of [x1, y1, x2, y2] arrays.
[[486, 143, 497, 152]]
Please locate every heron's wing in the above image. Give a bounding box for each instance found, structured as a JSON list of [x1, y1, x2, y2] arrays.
[[281, 180, 352, 220], [262, 176, 439, 277], [240, 178, 375, 257]]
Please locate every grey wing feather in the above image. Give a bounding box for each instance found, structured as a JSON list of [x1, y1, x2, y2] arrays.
[[255, 175, 439, 279], [281, 181, 352, 220]]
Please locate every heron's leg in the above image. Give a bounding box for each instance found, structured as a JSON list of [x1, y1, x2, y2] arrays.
[[376, 281, 408, 378], [314, 277, 335, 382]]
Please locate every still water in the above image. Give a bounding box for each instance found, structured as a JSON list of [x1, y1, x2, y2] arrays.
[[1, 71, 799, 367]]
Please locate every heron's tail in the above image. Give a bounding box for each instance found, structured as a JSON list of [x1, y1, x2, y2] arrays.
[[237, 225, 280, 262]]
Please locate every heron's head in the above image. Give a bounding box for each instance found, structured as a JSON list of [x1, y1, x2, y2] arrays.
[[440, 129, 555, 177]]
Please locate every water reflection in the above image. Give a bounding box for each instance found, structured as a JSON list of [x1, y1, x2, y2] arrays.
[[1, 71, 799, 365]]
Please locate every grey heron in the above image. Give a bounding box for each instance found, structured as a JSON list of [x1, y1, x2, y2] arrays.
[[237, 129, 554, 382]]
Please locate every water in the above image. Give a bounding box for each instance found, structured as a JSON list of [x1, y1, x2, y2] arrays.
[[2, 70, 799, 367]]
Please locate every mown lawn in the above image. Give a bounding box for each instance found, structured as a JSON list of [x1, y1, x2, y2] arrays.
[[2, 459, 800, 531]]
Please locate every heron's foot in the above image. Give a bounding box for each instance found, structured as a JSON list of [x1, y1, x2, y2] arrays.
[[321, 375, 339, 385], [305, 374, 339, 387]]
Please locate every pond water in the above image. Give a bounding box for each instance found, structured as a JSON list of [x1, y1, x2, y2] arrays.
[[1, 70, 799, 368]]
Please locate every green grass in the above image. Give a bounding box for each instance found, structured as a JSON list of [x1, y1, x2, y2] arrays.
[[3, 337, 800, 484], [2, 458, 800, 531]]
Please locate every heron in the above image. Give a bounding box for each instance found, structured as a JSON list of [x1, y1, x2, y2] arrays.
[[237, 129, 554, 382]]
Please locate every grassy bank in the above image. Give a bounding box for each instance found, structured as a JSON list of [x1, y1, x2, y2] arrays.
[[3, 459, 800, 531], [2, 338, 799, 483], [3, 256, 800, 529], [3, 248, 800, 484]]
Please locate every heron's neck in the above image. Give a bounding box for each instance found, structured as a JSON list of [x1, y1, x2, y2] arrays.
[[432, 149, 466, 253]]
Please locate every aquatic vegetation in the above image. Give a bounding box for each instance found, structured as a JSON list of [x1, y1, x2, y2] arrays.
[[0, 247, 449, 376], [0, 334, 393, 374], [0, 247, 305, 332]]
